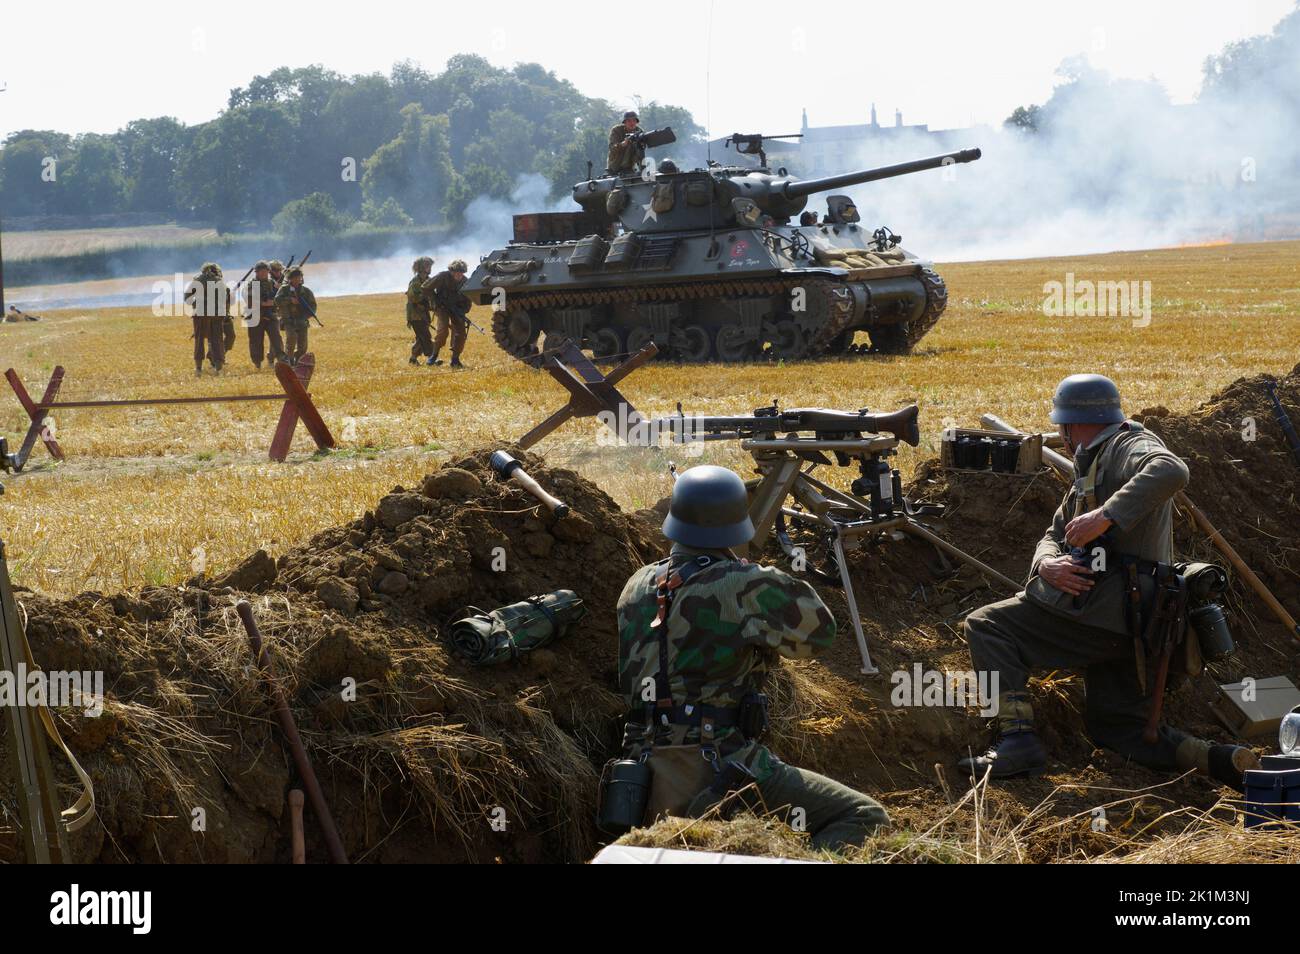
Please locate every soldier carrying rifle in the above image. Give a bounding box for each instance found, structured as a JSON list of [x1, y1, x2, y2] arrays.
[[274, 266, 317, 366], [422, 259, 471, 369], [243, 260, 286, 369], [185, 262, 229, 377]]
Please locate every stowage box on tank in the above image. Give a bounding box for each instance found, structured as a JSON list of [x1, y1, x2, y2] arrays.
[[463, 130, 981, 365]]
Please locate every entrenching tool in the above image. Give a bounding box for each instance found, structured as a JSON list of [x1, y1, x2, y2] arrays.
[[980, 413, 1300, 640], [236, 600, 348, 864], [489, 450, 570, 517]]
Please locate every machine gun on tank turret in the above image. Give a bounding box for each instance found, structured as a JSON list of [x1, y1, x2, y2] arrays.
[[724, 132, 803, 168]]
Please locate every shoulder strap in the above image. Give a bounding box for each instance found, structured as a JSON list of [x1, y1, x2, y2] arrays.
[[647, 556, 719, 728]]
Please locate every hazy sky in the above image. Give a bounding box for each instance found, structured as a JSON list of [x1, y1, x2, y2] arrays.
[[0, 0, 1293, 140]]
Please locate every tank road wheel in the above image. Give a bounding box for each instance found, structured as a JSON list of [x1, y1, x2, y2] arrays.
[[764, 319, 807, 361], [626, 327, 660, 357], [492, 308, 543, 366], [586, 327, 624, 362], [671, 324, 713, 363], [715, 325, 757, 362]]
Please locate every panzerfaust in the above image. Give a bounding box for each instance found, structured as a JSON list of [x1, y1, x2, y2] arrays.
[[468, 133, 981, 365], [652, 401, 1019, 674]]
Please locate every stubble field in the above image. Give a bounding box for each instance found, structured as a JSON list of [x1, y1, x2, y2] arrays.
[[1, 238, 1297, 595]]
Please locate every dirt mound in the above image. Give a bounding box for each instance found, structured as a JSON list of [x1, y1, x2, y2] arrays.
[[4, 364, 1296, 863], [4, 446, 663, 863]]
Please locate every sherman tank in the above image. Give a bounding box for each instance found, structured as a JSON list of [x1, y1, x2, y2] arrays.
[[463, 131, 980, 365]]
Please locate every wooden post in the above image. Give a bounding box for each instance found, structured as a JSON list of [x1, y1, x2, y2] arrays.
[[517, 340, 656, 449], [5, 366, 65, 470], [270, 354, 335, 461]]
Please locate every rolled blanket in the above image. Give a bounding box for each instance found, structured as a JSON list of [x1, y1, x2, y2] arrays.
[[447, 590, 586, 666]]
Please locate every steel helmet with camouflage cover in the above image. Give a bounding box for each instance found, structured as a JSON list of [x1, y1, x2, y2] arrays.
[[199, 262, 223, 279], [449, 259, 468, 273], [413, 256, 435, 273], [268, 260, 284, 273]]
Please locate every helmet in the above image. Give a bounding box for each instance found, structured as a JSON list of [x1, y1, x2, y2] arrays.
[[254, 260, 270, 271], [268, 260, 285, 272], [657, 159, 679, 175], [413, 255, 434, 272], [286, 266, 304, 280], [1050, 374, 1125, 424], [199, 262, 222, 278], [449, 259, 468, 273], [623, 110, 639, 122], [662, 466, 754, 548]]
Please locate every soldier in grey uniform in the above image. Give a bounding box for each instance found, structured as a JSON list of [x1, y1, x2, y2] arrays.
[[958, 374, 1256, 788]]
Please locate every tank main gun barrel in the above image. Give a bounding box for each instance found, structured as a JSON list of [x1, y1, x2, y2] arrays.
[[780, 148, 981, 200]]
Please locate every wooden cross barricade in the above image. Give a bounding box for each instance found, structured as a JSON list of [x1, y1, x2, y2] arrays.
[[518, 340, 657, 449], [4, 354, 335, 471]]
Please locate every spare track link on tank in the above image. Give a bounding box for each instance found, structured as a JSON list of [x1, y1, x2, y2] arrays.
[[489, 273, 935, 367]]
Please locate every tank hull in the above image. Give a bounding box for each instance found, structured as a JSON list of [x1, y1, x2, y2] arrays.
[[465, 221, 948, 364]]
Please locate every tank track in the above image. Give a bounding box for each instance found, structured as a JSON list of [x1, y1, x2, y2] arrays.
[[490, 271, 943, 366]]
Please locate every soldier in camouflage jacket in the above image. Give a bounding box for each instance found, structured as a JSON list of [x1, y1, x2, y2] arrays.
[[616, 465, 889, 851]]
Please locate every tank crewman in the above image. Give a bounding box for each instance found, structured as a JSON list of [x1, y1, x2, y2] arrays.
[[422, 259, 471, 369], [615, 465, 890, 851], [274, 266, 317, 365], [607, 110, 644, 175], [243, 260, 286, 369], [958, 374, 1258, 788], [406, 256, 436, 365], [184, 262, 229, 376]]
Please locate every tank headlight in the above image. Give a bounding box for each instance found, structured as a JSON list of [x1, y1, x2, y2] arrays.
[[1279, 710, 1300, 756]]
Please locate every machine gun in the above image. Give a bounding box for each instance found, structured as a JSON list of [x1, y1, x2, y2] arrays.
[[628, 125, 677, 150], [651, 399, 1018, 674], [724, 132, 803, 169]]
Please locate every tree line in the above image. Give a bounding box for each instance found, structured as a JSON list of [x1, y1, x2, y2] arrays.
[[0, 55, 704, 235]]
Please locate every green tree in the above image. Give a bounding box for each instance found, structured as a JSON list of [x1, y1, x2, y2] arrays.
[[1003, 104, 1041, 133], [361, 104, 464, 224], [117, 117, 189, 215], [1, 132, 68, 216], [272, 191, 350, 239], [59, 134, 128, 215]]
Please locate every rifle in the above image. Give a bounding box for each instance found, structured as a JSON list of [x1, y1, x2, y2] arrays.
[[456, 307, 487, 336], [1264, 380, 1300, 468], [289, 289, 324, 328]]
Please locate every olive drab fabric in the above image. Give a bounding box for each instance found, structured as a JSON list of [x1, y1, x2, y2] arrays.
[[406, 274, 431, 325], [1023, 421, 1188, 636], [608, 123, 643, 174], [244, 276, 284, 367], [275, 282, 316, 361], [423, 269, 471, 359], [447, 591, 586, 666], [616, 555, 834, 758], [186, 270, 229, 370]]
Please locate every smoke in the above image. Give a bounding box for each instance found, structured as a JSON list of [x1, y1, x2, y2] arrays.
[[827, 48, 1300, 262]]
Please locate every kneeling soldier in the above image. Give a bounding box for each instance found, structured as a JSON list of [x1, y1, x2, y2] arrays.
[[613, 465, 890, 851], [274, 266, 316, 365], [958, 374, 1257, 788]]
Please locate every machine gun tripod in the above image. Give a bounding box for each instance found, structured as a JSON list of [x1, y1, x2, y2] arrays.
[[515, 341, 1020, 675], [654, 402, 1020, 674]]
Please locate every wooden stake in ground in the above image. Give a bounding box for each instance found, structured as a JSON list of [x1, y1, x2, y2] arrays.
[[980, 412, 1300, 639], [289, 789, 306, 865], [236, 600, 348, 864]]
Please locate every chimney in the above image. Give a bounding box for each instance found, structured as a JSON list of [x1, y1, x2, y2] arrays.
[[895, 108, 902, 127], [801, 107, 808, 131], [870, 103, 878, 128]]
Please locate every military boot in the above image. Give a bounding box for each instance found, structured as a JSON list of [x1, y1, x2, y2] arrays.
[[958, 691, 1046, 780], [427, 353, 442, 366], [1207, 744, 1258, 793], [450, 356, 466, 369], [409, 356, 419, 365]]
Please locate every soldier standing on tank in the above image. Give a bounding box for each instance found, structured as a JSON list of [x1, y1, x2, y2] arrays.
[[615, 465, 890, 850], [422, 259, 471, 369], [607, 110, 644, 175], [243, 260, 285, 369], [274, 266, 317, 365], [957, 374, 1258, 789], [185, 262, 229, 376], [407, 256, 436, 365]]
